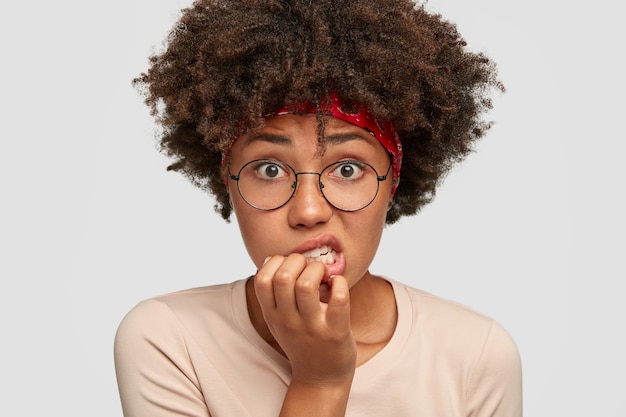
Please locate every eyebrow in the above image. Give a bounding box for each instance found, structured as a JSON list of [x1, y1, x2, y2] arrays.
[[324, 132, 377, 147], [242, 131, 376, 148], [241, 133, 293, 148]]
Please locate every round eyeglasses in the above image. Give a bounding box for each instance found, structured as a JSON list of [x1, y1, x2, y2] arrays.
[[228, 158, 392, 211]]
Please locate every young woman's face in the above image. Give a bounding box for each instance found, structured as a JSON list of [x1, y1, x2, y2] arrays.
[[226, 114, 393, 288]]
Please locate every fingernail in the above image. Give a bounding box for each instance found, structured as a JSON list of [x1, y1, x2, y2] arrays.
[[263, 256, 271, 265]]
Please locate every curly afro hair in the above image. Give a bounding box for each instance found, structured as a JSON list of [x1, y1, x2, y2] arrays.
[[134, 0, 503, 224]]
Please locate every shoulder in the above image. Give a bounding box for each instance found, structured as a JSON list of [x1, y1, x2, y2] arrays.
[[389, 281, 522, 414], [114, 283, 245, 417], [115, 281, 243, 354], [395, 282, 504, 336], [394, 282, 494, 329], [392, 280, 521, 372]]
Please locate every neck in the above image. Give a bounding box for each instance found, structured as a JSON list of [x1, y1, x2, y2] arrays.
[[348, 272, 397, 348]]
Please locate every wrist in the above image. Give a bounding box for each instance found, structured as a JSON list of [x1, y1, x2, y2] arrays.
[[280, 375, 355, 417]]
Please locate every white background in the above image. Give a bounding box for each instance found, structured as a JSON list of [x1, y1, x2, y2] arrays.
[[1, 0, 624, 415]]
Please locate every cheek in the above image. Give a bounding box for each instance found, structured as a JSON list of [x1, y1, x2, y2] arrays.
[[232, 201, 282, 269], [343, 208, 386, 270], [366, 189, 391, 231], [359, 215, 385, 253], [230, 192, 261, 261]]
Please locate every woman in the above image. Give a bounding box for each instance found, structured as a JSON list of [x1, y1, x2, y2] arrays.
[[114, 0, 522, 416]]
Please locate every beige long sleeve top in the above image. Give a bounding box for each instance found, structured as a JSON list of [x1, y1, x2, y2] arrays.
[[114, 279, 522, 416]]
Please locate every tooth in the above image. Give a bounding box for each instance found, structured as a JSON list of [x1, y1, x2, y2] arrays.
[[320, 251, 336, 265], [301, 246, 336, 262]]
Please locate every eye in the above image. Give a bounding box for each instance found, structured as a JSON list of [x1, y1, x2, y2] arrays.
[[330, 161, 366, 180], [251, 160, 289, 180]]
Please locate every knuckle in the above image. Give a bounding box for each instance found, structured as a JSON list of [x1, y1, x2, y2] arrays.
[[332, 291, 350, 306], [273, 269, 294, 287], [254, 270, 273, 287], [295, 278, 317, 295]]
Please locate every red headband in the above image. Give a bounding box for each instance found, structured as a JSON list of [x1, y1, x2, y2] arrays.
[[222, 93, 403, 194]]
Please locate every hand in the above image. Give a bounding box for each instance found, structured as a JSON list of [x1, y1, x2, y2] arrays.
[[254, 254, 357, 386]]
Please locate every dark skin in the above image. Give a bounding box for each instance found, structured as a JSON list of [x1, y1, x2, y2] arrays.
[[131, 0, 505, 415], [228, 114, 398, 416]]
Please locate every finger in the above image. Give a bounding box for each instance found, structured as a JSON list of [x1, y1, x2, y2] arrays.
[[272, 254, 307, 312], [294, 261, 326, 319], [254, 255, 286, 311], [325, 275, 351, 331]]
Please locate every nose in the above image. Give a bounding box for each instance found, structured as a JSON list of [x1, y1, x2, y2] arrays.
[[287, 173, 333, 228]]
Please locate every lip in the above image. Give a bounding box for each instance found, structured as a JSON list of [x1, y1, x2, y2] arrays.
[[289, 233, 346, 281]]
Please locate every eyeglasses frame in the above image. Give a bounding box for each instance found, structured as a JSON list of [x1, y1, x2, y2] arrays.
[[228, 158, 392, 212]]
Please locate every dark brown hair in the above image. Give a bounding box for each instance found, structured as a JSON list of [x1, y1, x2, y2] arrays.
[[134, 0, 503, 224]]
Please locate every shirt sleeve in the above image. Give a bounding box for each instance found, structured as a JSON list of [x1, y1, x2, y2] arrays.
[[114, 299, 211, 417], [466, 320, 523, 417]]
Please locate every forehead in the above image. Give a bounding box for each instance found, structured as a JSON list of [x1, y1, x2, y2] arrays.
[[237, 114, 381, 150]]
